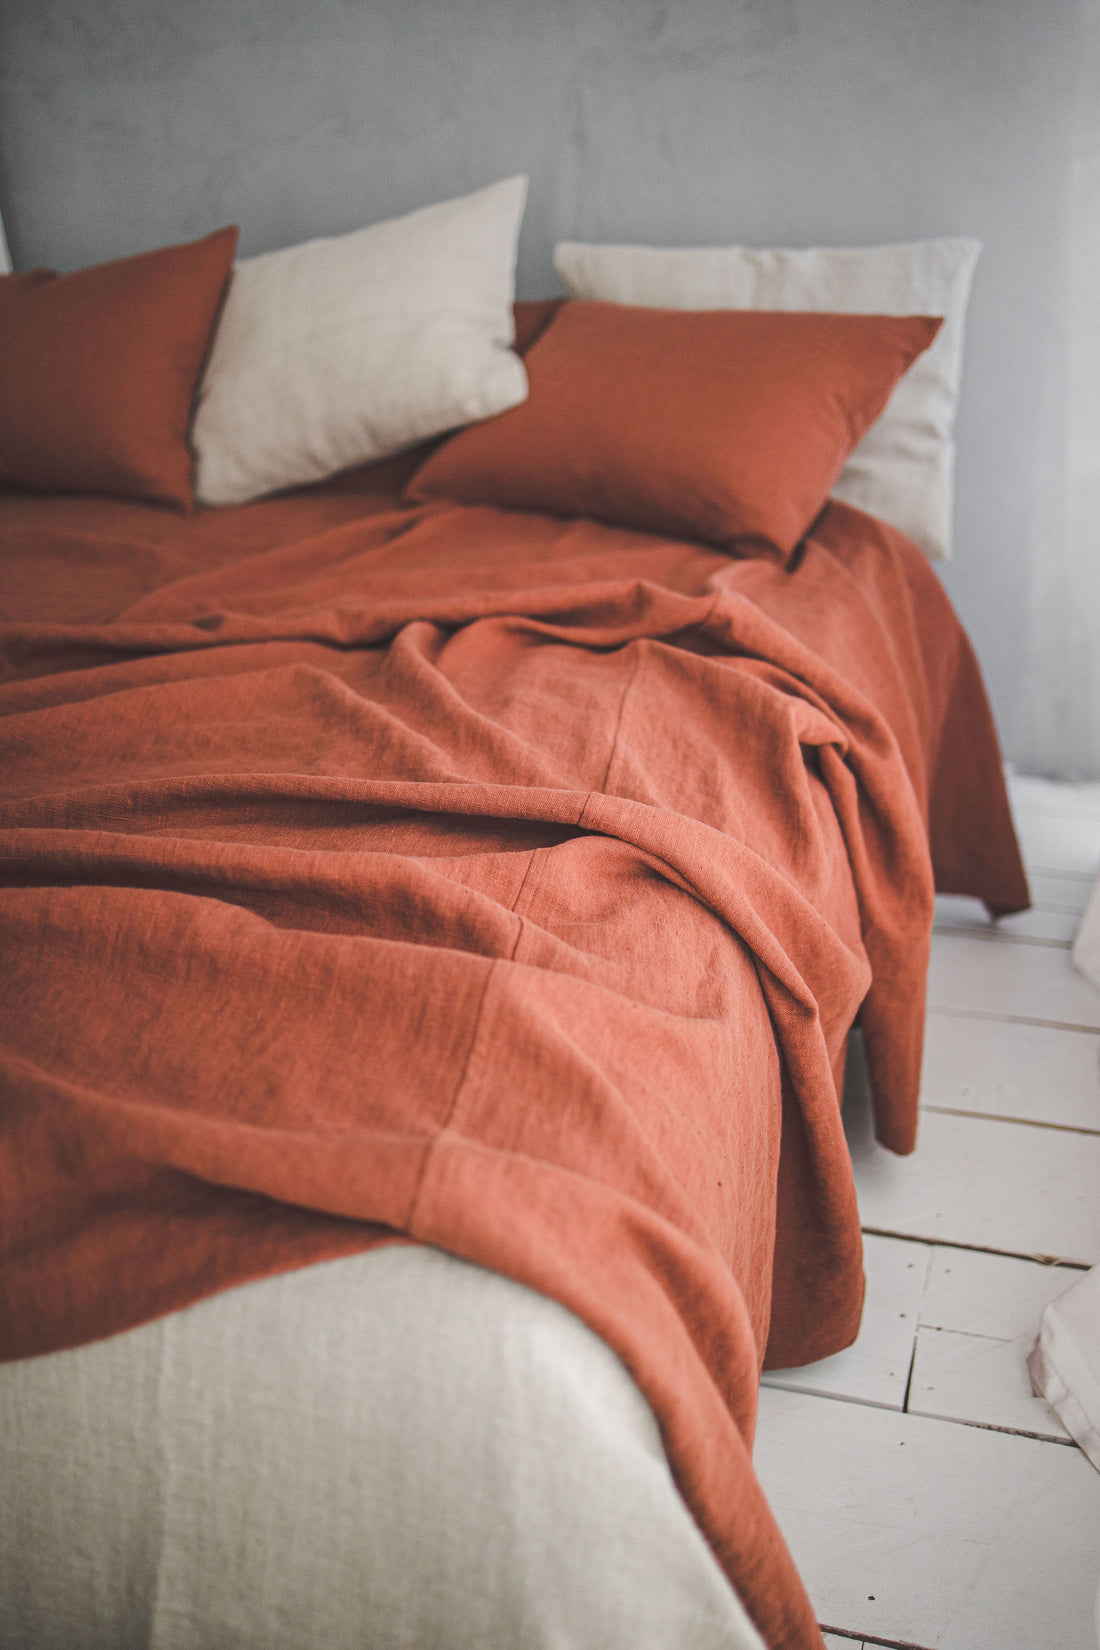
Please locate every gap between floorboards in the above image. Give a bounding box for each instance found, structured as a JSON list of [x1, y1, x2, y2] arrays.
[[859, 1228, 1092, 1271], [921, 1104, 1100, 1137], [932, 925, 1072, 951], [923, 1004, 1100, 1036], [764, 1375, 1079, 1448], [822, 1626, 937, 1649]]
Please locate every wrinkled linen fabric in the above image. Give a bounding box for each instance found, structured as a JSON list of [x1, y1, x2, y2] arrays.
[[0, 1245, 765, 1650], [0, 470, 1026, 1650]]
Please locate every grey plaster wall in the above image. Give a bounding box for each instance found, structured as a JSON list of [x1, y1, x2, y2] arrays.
[[0, 0, 1093, 775]]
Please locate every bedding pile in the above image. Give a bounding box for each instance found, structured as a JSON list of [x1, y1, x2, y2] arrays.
[[0, 481, 1025, 1650], [0, 190, 1028, 1650]]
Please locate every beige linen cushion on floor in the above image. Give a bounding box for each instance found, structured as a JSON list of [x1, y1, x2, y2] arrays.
[[1072, 871, 1100, 991], [555, 236, 980, 562], [193, 176, 529, 506], [1030, 1263, 1100, 1475]]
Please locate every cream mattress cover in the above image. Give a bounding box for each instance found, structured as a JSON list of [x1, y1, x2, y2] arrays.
[[0, 1244, 765, 1650]]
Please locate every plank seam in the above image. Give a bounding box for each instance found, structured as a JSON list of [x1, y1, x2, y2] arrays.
[[904, 1406, 1078, 1447], [931, 925, 1072, 951], [771, 1382, 1079, 1447], [916, 1323, 1010, 1344], [920, 1105, 1100, 1138], [820, 1625, 934, 1649], [900, 1331, 917, 1415], [860, 1229, 1092, 1270], [1022, 871, 1100, 884], [759, 1381, 903, 1416], [925, 1004, 1100, 1036]]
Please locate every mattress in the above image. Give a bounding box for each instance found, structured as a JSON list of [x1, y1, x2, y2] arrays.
[[0, 458, 1028, 1649]]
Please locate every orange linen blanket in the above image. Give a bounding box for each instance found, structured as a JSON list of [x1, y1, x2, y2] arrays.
[[0, 478, 1026, 1650]]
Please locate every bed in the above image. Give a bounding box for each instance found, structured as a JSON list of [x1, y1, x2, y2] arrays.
[[0, 179, 1029, 1650]]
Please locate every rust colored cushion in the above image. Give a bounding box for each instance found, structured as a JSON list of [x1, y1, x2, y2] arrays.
[[0, 227, 238, 507], [408, 299, 941, 557]]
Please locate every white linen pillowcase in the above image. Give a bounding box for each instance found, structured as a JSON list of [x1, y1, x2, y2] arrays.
[[193, 176, 529, 507], [554, 236, 981, 562]]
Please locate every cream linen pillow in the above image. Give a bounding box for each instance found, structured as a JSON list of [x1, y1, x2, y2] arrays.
[[554, 237, 980, 561], [194, 177, 529, 506]]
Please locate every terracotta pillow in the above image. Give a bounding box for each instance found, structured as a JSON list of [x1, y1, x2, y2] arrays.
[[555, 237, 981, 562], [407, 300, 941, 558], [0, 226, 238, 507]]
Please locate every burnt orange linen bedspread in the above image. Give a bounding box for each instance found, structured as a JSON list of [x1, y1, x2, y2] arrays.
[[0, 478, 1026, 1650]]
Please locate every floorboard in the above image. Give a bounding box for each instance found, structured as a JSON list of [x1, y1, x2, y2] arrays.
[[847, 1100, 1100, 1265], [1028, 871, 1095, 914], [920, 1246, 1086, 1341], [927, 931, 1100, 1030], [763, 1235, 930, 1409], [754, 1388, 1100, 1650], [1007, 775, 1100, 879], [758, 773, 1100, 1648], [1012, 813, 1099, 878], [907, 1325, 1069, 1441], [767, 1243, 1083, 1445], [920, 1011, 1100, 1132], [1008, 774, 1100, 817], [933, 893, 1078, 945]]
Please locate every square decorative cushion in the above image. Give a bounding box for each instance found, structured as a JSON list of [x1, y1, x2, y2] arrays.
[[0, 227, 238, 507], [406, 299, 941, 558], [554, 237, 980, 561], [192, 177, 530, 507]]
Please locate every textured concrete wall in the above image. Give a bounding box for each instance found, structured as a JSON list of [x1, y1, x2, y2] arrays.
[[0, 0, 1092, 773]]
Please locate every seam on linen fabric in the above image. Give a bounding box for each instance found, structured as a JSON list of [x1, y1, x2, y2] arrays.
[[598, 636, 646, 795], [596, 589, 725, 801], [404, 839, 552, 1227], [507, 844, 544, 940], [405, 953, 500, 1229]]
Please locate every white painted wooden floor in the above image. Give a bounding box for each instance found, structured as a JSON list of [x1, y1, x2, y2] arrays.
[[754, 773, 1100, 1650]]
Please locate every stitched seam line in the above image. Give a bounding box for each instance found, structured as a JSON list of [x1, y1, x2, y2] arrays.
[[406, 601, 721, 1225], [404, 836, 545, 1227], [405, 953, 498, 1228], [599, 641, 646, 794], [507, 844, 543, 941]]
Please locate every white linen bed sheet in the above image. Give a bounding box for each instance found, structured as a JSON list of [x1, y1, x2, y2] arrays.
[[0, 1244, 765, 1650]]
